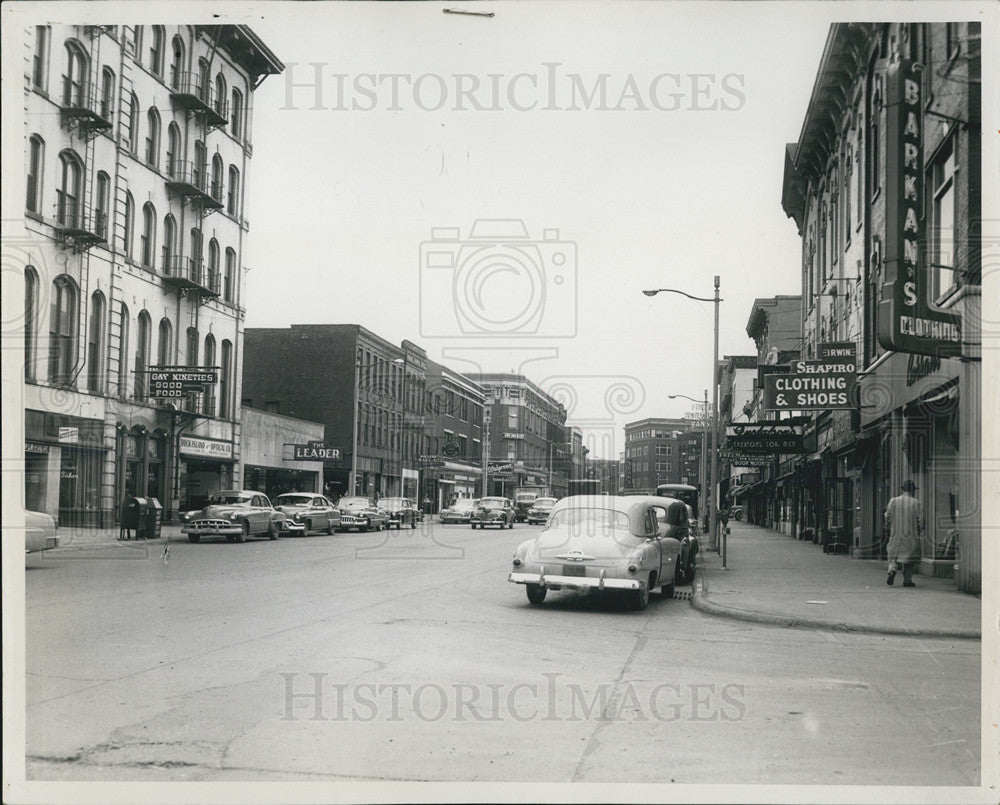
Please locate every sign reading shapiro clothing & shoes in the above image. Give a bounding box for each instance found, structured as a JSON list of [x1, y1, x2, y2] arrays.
[[877, 58, 961, 357], [763, 342, 859, 412]]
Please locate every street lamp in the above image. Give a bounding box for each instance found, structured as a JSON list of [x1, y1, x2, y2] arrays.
[[668, 390, 709, 534], [644, 276, 723, 560]]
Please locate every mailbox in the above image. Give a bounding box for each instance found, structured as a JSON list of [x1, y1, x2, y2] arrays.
[[121, 496, 145, 531]]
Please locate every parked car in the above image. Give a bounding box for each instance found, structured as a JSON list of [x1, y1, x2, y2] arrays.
[[508, 494, 686, 610], [25, 509, 59, 554], [380, 497, 420, 529], [273, 493, 341, 535], [730, 505, 744, 521], [336, 497, 388, 532], [470, 497, 515, 529], [526, 497, 558, 525], [181, 490, 288, 542], [439, 498, 479, 524]]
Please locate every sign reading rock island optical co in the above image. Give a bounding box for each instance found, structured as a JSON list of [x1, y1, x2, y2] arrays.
[[763, 342, 858, 411]]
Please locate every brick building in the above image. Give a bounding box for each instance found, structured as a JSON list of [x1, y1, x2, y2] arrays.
[[622, 417, 691, 494]]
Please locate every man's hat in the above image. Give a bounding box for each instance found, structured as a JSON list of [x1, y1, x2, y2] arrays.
[[901, 480, 917, 492]]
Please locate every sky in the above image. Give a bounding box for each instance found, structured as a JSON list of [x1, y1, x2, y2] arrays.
[[239, 2, 833, 458]]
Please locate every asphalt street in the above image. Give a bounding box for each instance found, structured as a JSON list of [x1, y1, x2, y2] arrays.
[[23, 522, 980, 786]]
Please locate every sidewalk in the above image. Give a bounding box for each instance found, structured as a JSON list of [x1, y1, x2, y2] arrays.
[[691, 521, 981, 639], [45, 523, 184, 550]]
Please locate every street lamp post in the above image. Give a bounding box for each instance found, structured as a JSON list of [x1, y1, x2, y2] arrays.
[[349, 357, 362, 497], [668, 390, 709, 535], [644, 276, 723, 558]]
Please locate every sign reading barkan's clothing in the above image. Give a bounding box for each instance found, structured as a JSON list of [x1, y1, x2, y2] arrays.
[[764, 342, 859, 411], [877, 58, 961, 357]]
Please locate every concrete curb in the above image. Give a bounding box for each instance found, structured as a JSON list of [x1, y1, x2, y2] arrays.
[[690, 575, 981, 641]]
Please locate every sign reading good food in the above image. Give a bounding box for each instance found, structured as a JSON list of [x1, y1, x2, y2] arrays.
[[148, 367, 218, 398], [877, 58, 961, 357]]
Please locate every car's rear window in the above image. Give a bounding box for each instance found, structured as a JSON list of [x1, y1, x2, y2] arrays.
[[549, 508, 629, 531], [210, 494, 248, 505], [480, 498, 507, 507], [277, 495, 313, 506]]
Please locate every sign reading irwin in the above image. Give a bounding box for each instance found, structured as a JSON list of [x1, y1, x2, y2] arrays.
[[763, 342, 858, 411], [148, 367, 218, 398], [877, 58, 961, 357], [291, 441, 341, 461]]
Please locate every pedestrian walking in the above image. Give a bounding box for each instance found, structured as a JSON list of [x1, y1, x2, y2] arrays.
[[884, 480, 924, 587]]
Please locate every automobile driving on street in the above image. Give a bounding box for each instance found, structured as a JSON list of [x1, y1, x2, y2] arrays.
[[380, 497, 420, 529], [181, 490, 289, 542], [439, 498, 479, 524], [273, 493, 341, 535], [526, 496, 558, 525], [508, 494, 688, 610], [336, 497, 388, 532], [470, 497, 515, 529]]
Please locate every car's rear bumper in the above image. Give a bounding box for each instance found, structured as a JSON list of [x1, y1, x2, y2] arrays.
[[508, 570, 642, 591]]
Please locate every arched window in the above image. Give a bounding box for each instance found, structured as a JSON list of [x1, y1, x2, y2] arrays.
[[26, 134, 44, 213], [208, 238, 220, 288], [118, 303, 130, 396], [220, 339, 233, 418], [133, 26, 143, 63], [186, 327, 199, 366], [224, 246, 236, 303], [63, 40, 88, 107], [95, 171, 111, 240], [141, 202, 156, 267], [100, 66, 115, 121], [56, 150, 83, 226], [145, 107, 160, 167], [32, 26, 50, 90], [134, 311, 150, 398], [123, 191, 135, 257], [211, 154, 224, 202], [149, 26, 164, 76], [162, 214, 176, 271], [215, 73, 227, 117], [166, 123, 181, 178], [230, 88, 243, 138], [227, 165, 239, 216], [203, 334, 216, 415], [157, 317, 173, 366], [24, 267, 39, 380], [198, 58, 210, 101], [190, 228, 203, 280], [87, 291, 106, 393], [128, 92, 140, 155], [193, 140, 206, 190], [48, 276, 78, 384], [170, 36, 184, 90]]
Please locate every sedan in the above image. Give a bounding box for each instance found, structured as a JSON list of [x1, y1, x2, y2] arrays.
[[337, 497, 389, 532], [470, 497, 515, 529], [274, 493, 341, 535], [25, 510, 60, 554], [380, 497, 420, 529], [439, 498, 479, 524], [526, 497, 558, 525], [508, 495, 684, 610], [181, 490, 288, 542]]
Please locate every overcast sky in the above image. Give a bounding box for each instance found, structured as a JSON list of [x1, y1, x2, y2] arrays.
[[238, 2, 838, 458]]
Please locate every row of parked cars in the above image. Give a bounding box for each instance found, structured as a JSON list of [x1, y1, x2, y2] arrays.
[[181, 491, 423, 543], [438, 496, 559, 528]]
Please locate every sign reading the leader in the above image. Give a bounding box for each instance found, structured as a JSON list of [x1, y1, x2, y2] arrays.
[[876, 58, 961, 358], [726, 423, 805, 454], [291, 441, 341, 461], [148, 367, 218, 398], [763, 342, 858, 412]]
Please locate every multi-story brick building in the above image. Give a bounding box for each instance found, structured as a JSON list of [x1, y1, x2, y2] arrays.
[[21, 25, 282, 523], [780, 22, 982, 592], [622, 417, 691, 494]]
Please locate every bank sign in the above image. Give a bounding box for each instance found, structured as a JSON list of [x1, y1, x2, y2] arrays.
[[877, 58, 961, 357], [763, 342, 858, 412]]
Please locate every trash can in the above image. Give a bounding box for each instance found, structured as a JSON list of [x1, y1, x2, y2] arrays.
[[120, 496, 144, 540]]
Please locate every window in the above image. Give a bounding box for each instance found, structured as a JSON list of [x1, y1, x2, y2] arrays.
[[186, 327, 199, 366], [208, 239, 220, 288], [87, 292, 105, 393], [56, 150, 83, 226], [24, 268, 39, 380], [224, 247, 235, 302], [946, 23, 961, 59], [230, 88, 243, 138], [100, 67, 115, 121], [141, 202, 156, 267], [161, 214, 176, 271], [190, 228, 203, 280], [166, 123, 180, 178], [118, 304, 130, 395], [119, 190, 133, 258], [203, 334, 216, 415], [170, 36, 184, 90], [157, 317, 172, 365], [33, 26, 49, 89], [48, 277, 78, 384], [220, 340, 233, 418], [227, 165, 239, 215], [655, 445, 672, 455], [215, 73, 227, 117], [133, 26, 143, 62], [26, 135, 44, 213], [63, 40, 88, 107], [198, 58, 210, 101], [134, 311, 150, 398], [193, 141, 206, 190], [930, 137, 958, 300], [95, 172, 110, 240], [128, 93, 140, 155], [149, 26, 164, 76], [211, 154, 224, 202], [145, 107, 160, 167]]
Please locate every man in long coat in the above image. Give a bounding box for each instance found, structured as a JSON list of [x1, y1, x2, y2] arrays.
[[884, 480, 924, 587]]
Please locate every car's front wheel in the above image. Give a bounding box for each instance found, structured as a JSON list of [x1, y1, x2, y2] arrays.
[[631, 584, 650, 610], [236, 522, 248, 543], [268, 521, 279, 540], [526, 584, 547, 605], [187, 534, 200, 543], [326, 519, 336, 535]]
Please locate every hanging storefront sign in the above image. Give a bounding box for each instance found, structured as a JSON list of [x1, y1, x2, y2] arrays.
[[720, 449, 773, 467], [763, 343, 859, 412], [290, 441, 340, 461], [179, 435, 233, 459], [877, 58, 961, 357], [148, 367, 219, 399], [488, 460, 514, 478], [726, 423, 805, 454], [419, 455, 446, 467], [503, 432, 525, 440]]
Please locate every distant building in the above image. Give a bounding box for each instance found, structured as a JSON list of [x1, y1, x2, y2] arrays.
[[622, 418, 691, 493]]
